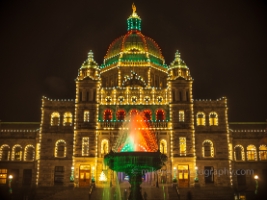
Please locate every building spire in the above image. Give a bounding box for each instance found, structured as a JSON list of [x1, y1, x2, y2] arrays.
[[127, 3, 141, 31]]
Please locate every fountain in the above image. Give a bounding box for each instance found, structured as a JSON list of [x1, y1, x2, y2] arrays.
[[104, 114, 167, 200]]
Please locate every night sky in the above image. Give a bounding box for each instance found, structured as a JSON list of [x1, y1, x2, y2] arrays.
[[0, 0, 266, 122]]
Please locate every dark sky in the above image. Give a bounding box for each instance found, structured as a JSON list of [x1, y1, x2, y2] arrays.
[[0, 0, 266, 122]]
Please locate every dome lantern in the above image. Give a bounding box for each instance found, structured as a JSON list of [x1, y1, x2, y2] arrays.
[[127, 3, 141, 31]]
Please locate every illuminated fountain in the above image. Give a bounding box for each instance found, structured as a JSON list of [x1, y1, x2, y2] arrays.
[[104, 114, 167, 200]]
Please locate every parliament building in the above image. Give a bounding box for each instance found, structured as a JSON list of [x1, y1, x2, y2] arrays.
[[0, 5, 266, 200]]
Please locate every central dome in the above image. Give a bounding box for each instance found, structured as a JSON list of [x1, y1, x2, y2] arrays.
[[101, 5, 166, 69]]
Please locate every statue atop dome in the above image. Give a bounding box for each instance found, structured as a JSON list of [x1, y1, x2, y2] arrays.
[[132, 3, 136, 14]]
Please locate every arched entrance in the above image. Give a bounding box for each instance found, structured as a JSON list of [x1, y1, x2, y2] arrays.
[[79, 165, 91, 187]]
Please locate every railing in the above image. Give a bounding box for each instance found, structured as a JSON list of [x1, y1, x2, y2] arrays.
[[100, 121, 168, 129]]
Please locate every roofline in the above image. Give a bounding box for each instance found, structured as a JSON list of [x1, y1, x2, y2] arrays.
[[229, 122, 267, 125], [0, 122, 40, 125]]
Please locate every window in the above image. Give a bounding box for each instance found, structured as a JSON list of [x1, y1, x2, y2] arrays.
[[55, 140, 67, 158], [54, 166, 64, 185], [131, 96, 137, 103], [130, 109, 138, 118], [63, 112, 72, 126], [259, 145, 267, 161], [209, 112, 218, 126], [234, 145, 245, 161], [236, 169, 246, 186], [196, 112, 205, 126], [179, 110, 184, 122], [101, 139, 109, 155], [82, 137, 89, 156], [116, 110, 126, 120], [143, 110, 152, 121], [156, 109, 165, 121], [179, 137, 186, 156], [160, 139, 167, 154], [247, 145, 257, 161], [51, 112, 60, 126], [104, 109, 112, 121], [84, 110, 90, 122], [202, 140, 214, 157], [204, 166, 214, 183], [0, 144, 10, 161], [0, 169, 7, 184], [12, 144, 23, 161], [24, 145, 35, 161], [23, 169, 32, 186]]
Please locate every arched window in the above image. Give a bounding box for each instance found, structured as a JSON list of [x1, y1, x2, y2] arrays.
[[259, 145, 267, 161], [11, 144, 23, 161], [116, 110, 126, 121], [101, 139, 109, 155], [202, 140, 214, 157], [179, 110, 184, 122], [104, 109, 112, 121], [209, 112, 218, 126], [196, 112, 205, 126], [130, 109, 138, 118], [156, 109, 165, 121], [0, 144, 10, 161], [24, 145, 35, 161], [51, 112, 60, 126], [55, 140, 67, 158], [234, 145, 245, 161], [160, 139, 167, 154], [143, 110, 152, 121], [84, 110, 90, 122], [63, 112, 72, 126], [247, 145, 257, 161]]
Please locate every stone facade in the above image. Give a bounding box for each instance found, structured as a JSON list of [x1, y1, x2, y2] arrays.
[[0, 6, 266, 200]]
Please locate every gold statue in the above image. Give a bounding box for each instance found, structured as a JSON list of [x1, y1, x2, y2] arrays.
[[132, 3, 136, 14]]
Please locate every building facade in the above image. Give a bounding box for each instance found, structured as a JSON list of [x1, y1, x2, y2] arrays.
[[0, 5, 266, 199]]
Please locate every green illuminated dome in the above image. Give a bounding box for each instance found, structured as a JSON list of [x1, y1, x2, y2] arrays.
[[102, 5, 166, 69]]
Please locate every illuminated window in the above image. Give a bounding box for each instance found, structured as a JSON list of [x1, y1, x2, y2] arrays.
[[116, 110, 126, 120], [179, 110, 184, 122], [0, 144, 10, 161], [104, 109, 112, 121], [51, 112, 60, 126], [11, 144, 23, 161], [209, 112, 218, 126], [55, 140, 67, 158], [202, 140, 214, 157], [143, 110, 152, 121], [24, 145, 35, 161], [234, 145, 245, 161], [0, 169, 7, 184], [247, 145, 257, 161], [63, 112, 72, 126], [179, 137, 186, 156], [101, 139, 109, 155], [84, 110, 90, 122], [160, 139, 167, 154], [82, 137, 89, 156], [156, 109, 165, 121], [259, 145, 267, 161], [196, 112, 205, 126]]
